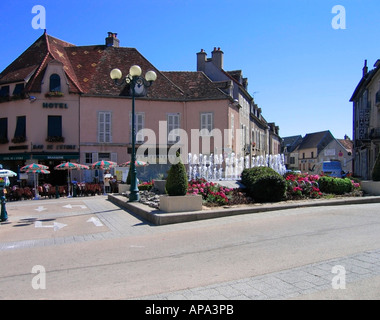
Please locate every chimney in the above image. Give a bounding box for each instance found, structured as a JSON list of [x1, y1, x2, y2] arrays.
[[105, 32, 120, 47], [363, 59, 368, 77], [211, 47, 224, 70], [197, 49, 207, 72]]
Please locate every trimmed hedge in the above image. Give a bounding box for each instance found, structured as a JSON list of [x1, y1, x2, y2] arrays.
[[165, 153, 188, 196], [241, 167, 286, 203], [318, 176, 353, 195]]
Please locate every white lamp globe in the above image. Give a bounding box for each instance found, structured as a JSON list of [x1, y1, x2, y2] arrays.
[[110, 68, 122, 80], [129, 65, 142, 77], [145, 70, 157, 82]]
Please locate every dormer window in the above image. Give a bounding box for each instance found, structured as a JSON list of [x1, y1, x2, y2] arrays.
[[13, 83, 25, 96], [49, 74, 61, 92], [0, 85, 10, 97], [0, 85, 10, 102]]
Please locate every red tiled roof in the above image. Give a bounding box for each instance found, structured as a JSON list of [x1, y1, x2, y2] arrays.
[[162, 71, 229, 100], [0, 32, 228, 101], [338, 139, 353, 152]]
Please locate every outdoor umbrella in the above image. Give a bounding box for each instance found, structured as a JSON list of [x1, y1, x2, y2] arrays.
[[90, 160, 117, 169], [0, 169, 17, 178], [90, 160, 117, 195], [118, 160, 149, 167], [22, 168, 50, 200], [0, 168, 16, 221], [20, 163, 49, 171], [54, 162, 89, 197]]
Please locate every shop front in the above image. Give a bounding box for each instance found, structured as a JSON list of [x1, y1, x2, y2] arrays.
[[0, 152, 80, 186]]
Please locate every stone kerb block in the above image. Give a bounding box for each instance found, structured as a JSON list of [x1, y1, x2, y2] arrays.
[[160, 194, 202, 213]]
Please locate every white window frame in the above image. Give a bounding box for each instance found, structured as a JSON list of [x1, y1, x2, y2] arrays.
[[167, 113, 180, 143], [200, 112, 213, 136], [130, 112, 145, 143], [231, 114, 234, 139], [98, 111, 112, 143]]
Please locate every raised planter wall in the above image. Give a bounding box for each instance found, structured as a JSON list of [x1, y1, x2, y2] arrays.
[[361, 181, 380, 196], [160, 194, 202, 213], [118, 184, 130, 194]]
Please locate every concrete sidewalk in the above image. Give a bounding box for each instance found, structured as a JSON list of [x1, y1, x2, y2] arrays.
[[139, 248, 380, 300]]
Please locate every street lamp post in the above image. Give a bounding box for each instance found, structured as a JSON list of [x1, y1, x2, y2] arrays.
[[110, 65, 157, 202]]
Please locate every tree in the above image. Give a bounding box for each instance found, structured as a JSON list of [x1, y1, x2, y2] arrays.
[[165, 152, 188, 196]]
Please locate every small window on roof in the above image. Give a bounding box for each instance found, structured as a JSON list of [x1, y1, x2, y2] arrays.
[[49, 74, 61, 92], [13, 83, 24, 96], [0, 86, 10, 97]]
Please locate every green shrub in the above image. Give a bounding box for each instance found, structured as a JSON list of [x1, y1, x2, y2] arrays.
[[165, 153, 188, 196], [241, 167, 286, 203], [372, 151, 380, 181], [318, 176, 353, 195]]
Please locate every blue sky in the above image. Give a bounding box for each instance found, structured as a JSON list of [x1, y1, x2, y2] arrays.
[[1, 0, 379, 140]]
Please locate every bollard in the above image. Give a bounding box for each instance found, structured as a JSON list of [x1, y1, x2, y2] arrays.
[[0, 186, 8, 222], [73, 184, 77, 197]]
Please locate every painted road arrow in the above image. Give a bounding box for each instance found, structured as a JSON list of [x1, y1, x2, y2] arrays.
[[35, 221, 67, 231], [63, 204, 87, 209], [87, 217, 104, 227], [34, 206, 47, 212]]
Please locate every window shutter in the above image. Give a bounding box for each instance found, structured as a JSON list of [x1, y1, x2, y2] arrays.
[[105, 112, 112, 143], [130, 112, 145, 143], [168, 113, 180, 143], [98, 111, 112, 143], [98, 112, 105, 143], [136, 113, 144, 143], [200, 113, 213, 136], [92, 152, 98, 163]]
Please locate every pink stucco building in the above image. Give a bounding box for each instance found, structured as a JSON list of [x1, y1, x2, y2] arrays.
[[0, 31, 281, 184]]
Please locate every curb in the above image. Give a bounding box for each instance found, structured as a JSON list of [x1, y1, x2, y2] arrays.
[[108, 194, 380, 226]]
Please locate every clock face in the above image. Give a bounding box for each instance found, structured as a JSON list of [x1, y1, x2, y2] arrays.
[[134, 84, 145, 95]]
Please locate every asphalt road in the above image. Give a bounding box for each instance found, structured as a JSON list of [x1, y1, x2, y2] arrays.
[[0, 196, 380, 300]]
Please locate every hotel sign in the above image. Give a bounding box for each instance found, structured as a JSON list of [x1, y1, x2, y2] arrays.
[[42, 102, 68, 109]]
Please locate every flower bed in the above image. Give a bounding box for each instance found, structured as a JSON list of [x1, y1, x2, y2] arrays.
[[138, 180, 154, 191], [136, 173, 363, 209], [187, 178, 234, 206], [284, 172, 361, 200], [285, 173, 322, 199]]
